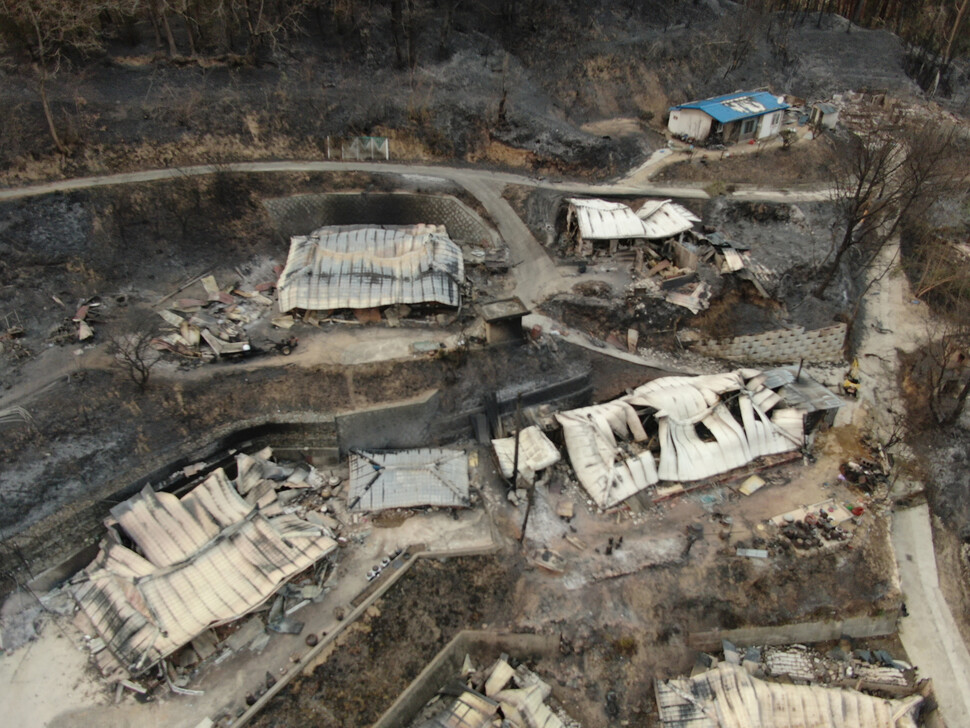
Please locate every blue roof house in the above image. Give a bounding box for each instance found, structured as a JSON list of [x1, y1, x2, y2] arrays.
[[667, 91, 789, 144]]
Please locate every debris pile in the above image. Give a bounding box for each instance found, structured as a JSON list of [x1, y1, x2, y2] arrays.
[[70, 446, 339, 692], [413, 655, 578, 728], [658, 642, 924, 728], [155, 274, 272, 359], [46, 295, 102, 344]]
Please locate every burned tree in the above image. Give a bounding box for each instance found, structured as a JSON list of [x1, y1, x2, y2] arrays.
[[814, 122, 960, 299], [108, 311, 162, 392], [914, 308, 970, 427], [0, 0, 107, 154]]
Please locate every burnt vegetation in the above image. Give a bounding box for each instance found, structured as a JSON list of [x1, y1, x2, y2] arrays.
[[0, 1, 968, 179]]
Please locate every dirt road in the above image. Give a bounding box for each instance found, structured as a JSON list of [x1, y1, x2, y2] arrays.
[[849, 241, 970, 725], [0, 159, 833, 204]]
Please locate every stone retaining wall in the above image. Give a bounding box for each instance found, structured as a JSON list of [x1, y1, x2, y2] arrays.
[[689, 610, 900, 651], [263, 192, 495, 246]]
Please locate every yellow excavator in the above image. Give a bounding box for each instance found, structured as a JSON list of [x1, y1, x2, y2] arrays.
[[842, 359, 860, 398]]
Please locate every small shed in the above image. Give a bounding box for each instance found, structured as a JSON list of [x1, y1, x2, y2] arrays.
[[810, 102, 839, 130], [478, 297, 530, 344], [667, 91, 789, 144]]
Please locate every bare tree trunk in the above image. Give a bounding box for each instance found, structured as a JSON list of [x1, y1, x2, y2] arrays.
[[814, 223, 856, 297], [931, 0, 970, 97], [38, 77, 68, 154], [160, 8, 178, 56]]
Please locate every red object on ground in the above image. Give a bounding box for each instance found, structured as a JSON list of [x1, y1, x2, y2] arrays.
[[851, 506, 865, 517]]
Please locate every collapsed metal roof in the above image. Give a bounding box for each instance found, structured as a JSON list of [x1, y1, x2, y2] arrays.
[[277, 224, 464, 312], [566, 198, 652, 240], [556, 370, 806, 509], [567, 198, 698, 241], [347, 448, 470, 512], [637, 199, 702, 239], [72, 463, 336, 675], [492, 426, 561, 482], [655, 662, 922, 728]]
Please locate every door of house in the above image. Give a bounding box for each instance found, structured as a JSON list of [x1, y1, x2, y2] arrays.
[[739, 117, 757, 140]]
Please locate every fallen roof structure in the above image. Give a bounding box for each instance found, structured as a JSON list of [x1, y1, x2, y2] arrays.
[[565, 198, 649, 241], [417, 657, 567, 728], [655, 662, 922, 728], [492, 426, 561, 482], [636, 199, 701, 240], [347, 448, 471, 512], [556, 369, 808, 509], [276, 224, 464, 312], [566, 198, 699, 243], [71, 457, 336, 676]]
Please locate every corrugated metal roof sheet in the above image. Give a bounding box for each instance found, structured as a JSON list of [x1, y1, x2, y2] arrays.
[[566, 198, 652, 240], [492, 426, 561, 481], [277, 224, 463, 311], [671, 91, 789, 124], [418, 690, 498, 728], [655, 662, 922, 728], [567, 198, 698, 241], [636, 199, 701, 239], [347, 448, 470, 512], [73, 469, 336, 675], [557, 370, 805, 509]]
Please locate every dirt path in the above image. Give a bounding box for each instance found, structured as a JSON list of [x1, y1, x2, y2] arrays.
[[0, 159, 833, 203], [848, 240, 970, 723], [893, 504, 970, 726]]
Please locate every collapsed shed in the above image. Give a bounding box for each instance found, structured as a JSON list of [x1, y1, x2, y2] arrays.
[[564, 198, 700, 257], [347, 448, 470, 512], [276, 224, 464, 313], [655, 662, 922, 728], [556, 369, 813, 509], [71, 457, 337, 676]]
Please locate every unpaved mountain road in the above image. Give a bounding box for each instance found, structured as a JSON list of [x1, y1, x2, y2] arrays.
[[0, 159, 833, 204]]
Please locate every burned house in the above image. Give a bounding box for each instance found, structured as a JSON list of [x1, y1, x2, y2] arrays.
[[656, 662, 922, 728], [554, 369, 837, 510], [667, 91, 789, 144], [276, 224, 464, 315], [71, 452, 337, 676]]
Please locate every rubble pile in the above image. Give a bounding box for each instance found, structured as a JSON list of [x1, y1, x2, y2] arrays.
[[719, 642, 917, 692], [155, 273, 275, 360], [412, 655, 579, 728]]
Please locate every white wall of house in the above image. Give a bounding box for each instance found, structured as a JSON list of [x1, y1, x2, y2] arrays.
[[757, 111, 783, 139], [667, 108, 713, 140]]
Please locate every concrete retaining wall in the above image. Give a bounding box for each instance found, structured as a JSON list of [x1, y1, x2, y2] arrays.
[[689, 610, 900, 651], [263, 192, 495, 246], [372, 631, 560, 728], [691, 323, 847, 364], [335, 391, 442, 455]]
